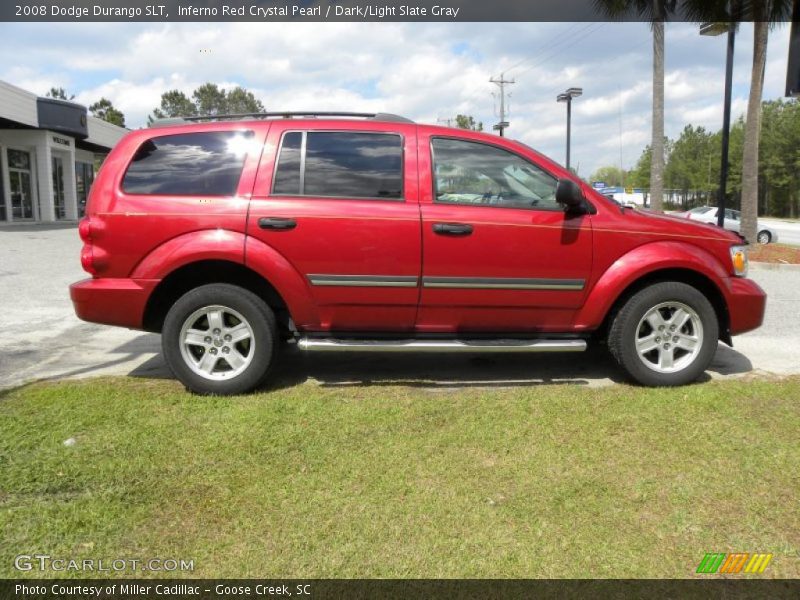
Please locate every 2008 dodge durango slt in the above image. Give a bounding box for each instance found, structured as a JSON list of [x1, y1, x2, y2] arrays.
[[70, 112, 766, 394]]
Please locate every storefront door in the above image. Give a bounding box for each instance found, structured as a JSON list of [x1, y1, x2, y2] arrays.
[[52, 155, 66, 219], [0, 158, 5, 221], [75, 161, 94, 218], [8, 149, 34, 220]]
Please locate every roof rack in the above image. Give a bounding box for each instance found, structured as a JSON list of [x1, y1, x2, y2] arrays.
[[149, 112, 414, 127]]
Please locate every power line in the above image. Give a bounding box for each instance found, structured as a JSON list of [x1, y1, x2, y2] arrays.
[[499, 23, 587, 74], [457, 23, 606, 114], [512, 23, 607, 79]]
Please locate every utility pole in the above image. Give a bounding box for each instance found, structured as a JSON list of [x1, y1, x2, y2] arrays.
[[437, 117, 454, 127], [490, 73, 514, 137]]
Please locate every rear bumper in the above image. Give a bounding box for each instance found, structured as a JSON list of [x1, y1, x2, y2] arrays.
[[70, 278, 158, 329], [725, 276, 767, 336]]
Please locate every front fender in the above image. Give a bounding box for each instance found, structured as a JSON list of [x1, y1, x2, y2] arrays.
[[574, 241, 731, 331]]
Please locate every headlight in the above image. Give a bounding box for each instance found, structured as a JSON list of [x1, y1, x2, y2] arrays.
[[730, 245, 749, 277]]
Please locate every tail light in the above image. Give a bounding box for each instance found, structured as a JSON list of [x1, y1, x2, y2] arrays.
[[80, 244, 96, 276], [78, 217, 99, 276], [78, 217, 93, 242]]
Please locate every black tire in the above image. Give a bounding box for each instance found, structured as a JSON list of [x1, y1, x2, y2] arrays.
[[607, 282, 718, 386], [162, 283, 277, 395], [757, 230, 771, 245]]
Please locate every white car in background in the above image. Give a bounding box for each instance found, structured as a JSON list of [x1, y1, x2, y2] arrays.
[[677, 206, 778, 244]]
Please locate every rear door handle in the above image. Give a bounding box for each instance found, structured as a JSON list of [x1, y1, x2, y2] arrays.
[[432, 222, 473, 236], [258, 217, 297, 230]]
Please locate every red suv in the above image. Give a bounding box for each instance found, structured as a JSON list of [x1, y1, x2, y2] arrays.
[[70, 112, 766, 394]]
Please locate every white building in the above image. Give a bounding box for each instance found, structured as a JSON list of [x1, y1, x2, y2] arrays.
[[0, 80, 128, 223]]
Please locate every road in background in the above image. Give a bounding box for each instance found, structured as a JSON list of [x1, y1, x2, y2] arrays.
[[760, 218, 800, 246], [1, 224, 798, 390]]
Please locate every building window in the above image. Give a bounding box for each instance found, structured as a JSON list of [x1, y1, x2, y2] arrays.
[[75, 161, 94, 218], [122, 131, 254, 196], [272, 131, 403, 200], [7, 149, 35, 220]]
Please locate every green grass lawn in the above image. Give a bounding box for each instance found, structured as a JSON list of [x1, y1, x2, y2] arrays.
[[1, 376, 798, 579]]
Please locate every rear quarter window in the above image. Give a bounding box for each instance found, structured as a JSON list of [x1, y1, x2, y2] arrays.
[[122, 131, 254, 196]]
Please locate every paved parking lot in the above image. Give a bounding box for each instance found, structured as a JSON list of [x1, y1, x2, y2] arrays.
[[1, 223, 798, 391]]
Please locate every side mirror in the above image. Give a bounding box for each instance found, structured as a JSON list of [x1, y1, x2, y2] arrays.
[[555, 178, 585, 210]]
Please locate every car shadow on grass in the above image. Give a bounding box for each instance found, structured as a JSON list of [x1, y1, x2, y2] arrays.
[[268, 344, 618, 389], [124, 340, 754, 392]]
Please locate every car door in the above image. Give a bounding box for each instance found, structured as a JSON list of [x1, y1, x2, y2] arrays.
[[416, 133, 592, 333], [723, 209, 742, 233], [248, 121, 421, 332]]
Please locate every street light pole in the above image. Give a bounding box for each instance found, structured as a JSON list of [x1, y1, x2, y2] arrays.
[[566, 96, 572, 170], [557, 87, 582, 172], [701, 13, 740, 229], [716, 24, 736, 228]]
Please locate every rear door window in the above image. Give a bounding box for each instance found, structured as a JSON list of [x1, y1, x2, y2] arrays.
[[122, 131, 254, 195], [272, 131, 403, 200]]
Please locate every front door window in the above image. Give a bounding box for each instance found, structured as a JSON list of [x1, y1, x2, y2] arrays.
[[8, 149, 34, 220], [52, 156, 66, 219], [432, 138, 559, 210]]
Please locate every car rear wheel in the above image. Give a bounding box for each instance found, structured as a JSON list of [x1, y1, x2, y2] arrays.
[[608, 282, 718, 386], [162, 283, 277, 395], [757, 230, 771, 244]]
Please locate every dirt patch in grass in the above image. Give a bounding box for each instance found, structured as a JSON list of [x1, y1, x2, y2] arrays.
[[750, 243, 800, 264]]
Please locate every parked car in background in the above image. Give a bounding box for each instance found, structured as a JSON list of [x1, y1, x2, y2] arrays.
[[676, 206, 778, 244], [70, 112, 766, 394]]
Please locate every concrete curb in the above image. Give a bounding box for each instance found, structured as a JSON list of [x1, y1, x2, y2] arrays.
[[750, 261, 800, 272]]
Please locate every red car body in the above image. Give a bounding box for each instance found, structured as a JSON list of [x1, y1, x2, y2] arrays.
[[70, 116, 765, 393]]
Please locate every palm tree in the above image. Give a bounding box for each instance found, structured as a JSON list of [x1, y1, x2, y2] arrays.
[[650, 19, 666, 212], [594, 1, 677, 212], [685, 0, 793, 242], [740, 21, 769, 243], [740, 2, 793, 242]]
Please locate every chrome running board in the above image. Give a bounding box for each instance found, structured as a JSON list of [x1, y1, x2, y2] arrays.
[[297, 338, 587, 353]]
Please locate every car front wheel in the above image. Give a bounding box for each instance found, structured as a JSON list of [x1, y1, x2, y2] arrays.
[[757, 230, 771, 244], [162, 283, 277, 395], [608, 282, 718, 386]]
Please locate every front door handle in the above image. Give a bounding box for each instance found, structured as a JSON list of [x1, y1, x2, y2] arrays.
[[432, 222, 473, 236], [258, 217, 297, 231]]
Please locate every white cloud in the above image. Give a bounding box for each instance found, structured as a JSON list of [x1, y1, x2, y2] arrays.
[[0, 21, 792, 177]]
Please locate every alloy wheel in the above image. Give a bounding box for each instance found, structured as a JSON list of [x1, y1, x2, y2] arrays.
[[634, 301, 704, 374], [178, 304, 255, 380]]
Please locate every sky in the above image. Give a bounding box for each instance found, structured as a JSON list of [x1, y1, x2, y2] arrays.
[[0, 21, 792, 177]]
